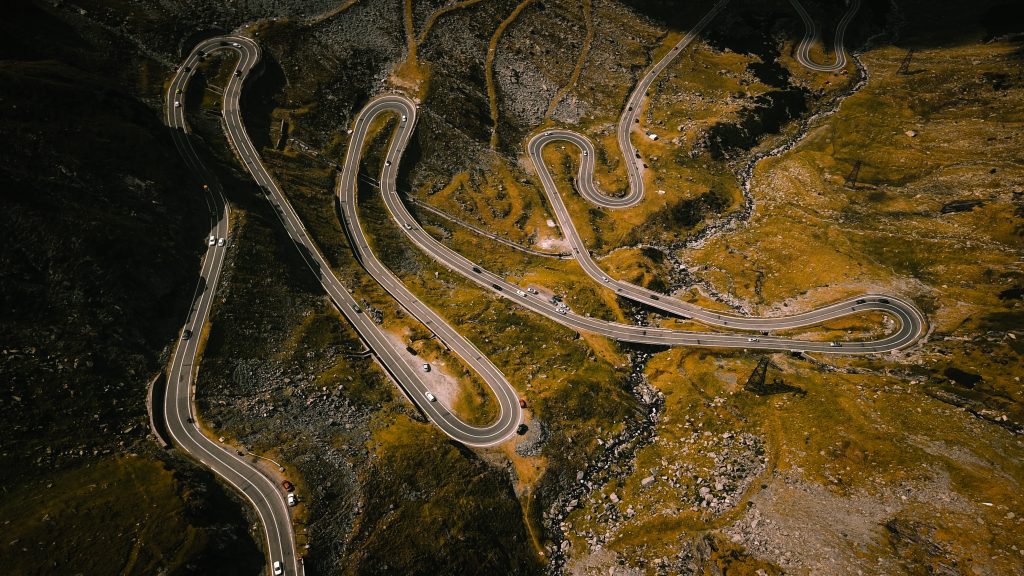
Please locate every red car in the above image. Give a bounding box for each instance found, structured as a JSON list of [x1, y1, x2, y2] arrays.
[[282, 480, 294, 492], [519, 398, 527, 409]]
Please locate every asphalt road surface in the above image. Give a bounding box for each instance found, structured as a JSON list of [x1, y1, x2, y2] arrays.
[[182, 42, 523, 447], [165, 37, 299, 576], [340, 94, 925, 354], [790, 0, 862, 72], [162, 3, 909, 572]]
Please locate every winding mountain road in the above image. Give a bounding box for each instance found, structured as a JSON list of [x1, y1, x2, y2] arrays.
[[163, 2, 909, 573], [164, 37, 299, 576], [790, 0, 862, 72], [346, 95, 924, 356]]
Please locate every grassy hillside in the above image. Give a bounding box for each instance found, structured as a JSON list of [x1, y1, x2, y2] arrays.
[[0, 3, 263, 573], [4, 0, 1022, 574]]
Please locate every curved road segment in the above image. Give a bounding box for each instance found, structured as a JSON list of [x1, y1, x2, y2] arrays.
[[345, 95, 924, 355], [164, 37, 299, 576], [172, 40, 523, 447], [163, 2, 910, 573], [790, 0, 862, 72]]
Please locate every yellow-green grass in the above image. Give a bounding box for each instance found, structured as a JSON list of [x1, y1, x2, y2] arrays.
[[345, 415, 543, 573], [562, 345, 1024, 571], [0, 456, 261, 575], [682, 41, 1023, 318]]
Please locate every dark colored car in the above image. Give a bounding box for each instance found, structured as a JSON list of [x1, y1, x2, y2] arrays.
[[516, 424, 528, 435], [856, 299, 866, 304], [472, 266, 482, 273], [519, 398, 527, 409], [282, 480, 295, 492], [878, 298, 890, 304], [182, 329, 192, 340]]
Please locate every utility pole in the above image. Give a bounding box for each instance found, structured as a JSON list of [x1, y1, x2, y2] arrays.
[[897, 49, 914, 76], [745, 356, 770, 395], [845, 160, 862, 190]]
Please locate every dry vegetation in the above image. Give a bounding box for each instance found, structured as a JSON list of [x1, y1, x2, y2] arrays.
[[9, 0, 1023, 574]]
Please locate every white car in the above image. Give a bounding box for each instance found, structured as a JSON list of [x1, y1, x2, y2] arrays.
[[207, 235, 216, 246], [583, 150, 588, 156], [747, 337, 759, 342], [231, 42, 241, 48], [515, 289, 526, 297], [287, 494, 297, 506], [404, 223, 412, 230], [174, 101, 181, 108], [422, 363, 430, 373], [217, 237, 225, 247], [425, 391, 436, 402], [829, 342, 842, 348], [401, 114, 407, 121], [527, 287, 539, 295], [601, 276, 610, 282], [273, 561, 283, 575], [384, 160, 392, 167]]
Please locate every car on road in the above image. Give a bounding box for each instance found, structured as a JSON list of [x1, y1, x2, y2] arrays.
[[649, 294, 659, 300], [515, 289, 526, 297], [856, 299, 866, 304], [404, 223, 412, 230], [182, 329, 192, 340], [231, 42, 241, 48], [208, 235, 216, 246], [287, 494, 298, 507], [878, 298, 890, 304], [492, 284, 503, 291], [351, 303, 361, 313], [472, 266, 482, 273], [175, 88, 182, 94], [273, 561, 283, 575], [384, 160, 391, 167], [233, 70, 241, 77], [425, 391, 436, 402], [601, 276, 610, 282], [401, 114, 407, 121], [829, 342, 842, 348], [527, 287, 538, 295], [422, 363, 430, 372], [583, 150, 588, 156], [217, 237, 225, 247], [282, 480, 294, 492], [174, 101, 181, 108], [747, 337, 759, 342]]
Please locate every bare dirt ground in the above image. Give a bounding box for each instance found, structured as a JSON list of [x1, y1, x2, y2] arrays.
[[383, 329, 462, 409]]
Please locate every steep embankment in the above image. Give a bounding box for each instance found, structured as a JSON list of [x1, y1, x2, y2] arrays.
[[0, 3, 261, 573]]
